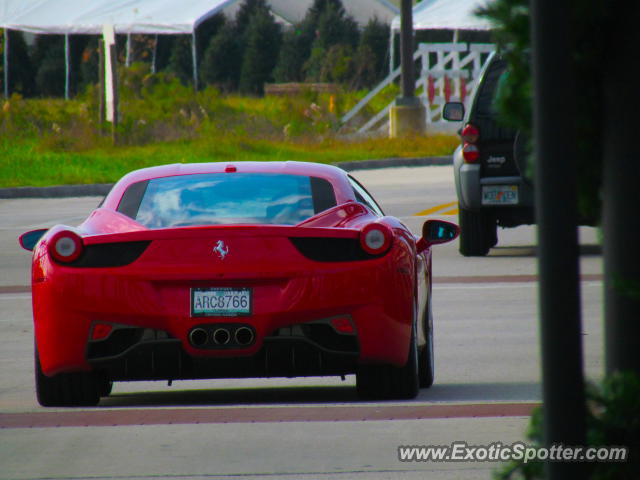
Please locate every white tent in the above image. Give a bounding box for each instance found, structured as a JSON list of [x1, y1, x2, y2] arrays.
[[390, 0, 492, 32], [1, 0, 231, 34], [263, 0, 398, 26], [1, 0, 399, 97], [1, 0, 399, 34]]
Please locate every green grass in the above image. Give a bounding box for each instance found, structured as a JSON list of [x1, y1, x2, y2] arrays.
[[0, 135, 457, 187], [0, 69, 458, 188]]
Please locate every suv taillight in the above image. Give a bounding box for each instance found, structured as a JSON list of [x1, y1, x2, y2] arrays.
[[461, 124, 480, 163], [461, 124, 479, 143]]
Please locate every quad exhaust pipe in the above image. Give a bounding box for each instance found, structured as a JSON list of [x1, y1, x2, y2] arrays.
[[189, 325, 255, 348], [212, 328, 231, 345], [235, 326, 255, 346], [189, 328, 208, 347]]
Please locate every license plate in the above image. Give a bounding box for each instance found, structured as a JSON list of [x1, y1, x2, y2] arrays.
[[191, 288, 252, 317], [482, 185, 518, 205]]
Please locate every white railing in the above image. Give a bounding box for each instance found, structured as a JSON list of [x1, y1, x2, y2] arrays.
[[340, 42, 495, 134], [419, 42, 495, 126]]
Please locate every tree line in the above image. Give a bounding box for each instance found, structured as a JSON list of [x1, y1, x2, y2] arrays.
[[1, 0, 391, 98]]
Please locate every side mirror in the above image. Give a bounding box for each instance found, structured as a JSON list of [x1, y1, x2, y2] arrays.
[[19, 229, 48, 251], [422, 220, 460, 246], [443, 102, 465, 122]]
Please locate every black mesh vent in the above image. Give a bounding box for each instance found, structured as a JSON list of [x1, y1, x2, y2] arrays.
[[69, 241, 150, 268], [289, 237, 382, 262]]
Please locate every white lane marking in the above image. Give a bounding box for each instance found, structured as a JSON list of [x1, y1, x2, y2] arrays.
[[0, 294, 31, 300]]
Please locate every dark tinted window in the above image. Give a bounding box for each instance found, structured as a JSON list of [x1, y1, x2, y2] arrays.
[[128, 173, 336, 228], [348, 176, 384, 216], [475, 58, 507, 117], [117, 180, 149, 218]]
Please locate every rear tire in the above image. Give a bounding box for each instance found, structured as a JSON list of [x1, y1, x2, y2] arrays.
[[356, 325, 419, 400], [459, 206, 497, 256], [35, 347, 101, 407]]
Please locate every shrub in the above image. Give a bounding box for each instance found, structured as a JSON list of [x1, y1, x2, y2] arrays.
[[495, 372, 640, 480]]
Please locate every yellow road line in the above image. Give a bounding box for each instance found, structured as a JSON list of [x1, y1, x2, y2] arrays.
[[442, 208, 459, 215], [412, 201, 457, 216]]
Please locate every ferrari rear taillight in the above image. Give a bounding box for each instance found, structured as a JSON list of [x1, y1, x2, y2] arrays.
[[461, 124, 480, 163], [360, 224, 392, 255], [49, 231, 84, 263]]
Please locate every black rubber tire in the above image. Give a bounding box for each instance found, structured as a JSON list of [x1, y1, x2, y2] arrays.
[[458, 206, 496, 256], [356, 325, 419, 400], [35, 347, 101, 407], [419, 301, 434, 388], [98, 376, 113, 398]]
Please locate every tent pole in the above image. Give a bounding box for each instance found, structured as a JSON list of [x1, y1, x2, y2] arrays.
[[152, 34, 158, 74], [3, 29, 9, 98], [65, 34, 70, 100], [191, 31, 198, 91], [126, 33, 131, 67]]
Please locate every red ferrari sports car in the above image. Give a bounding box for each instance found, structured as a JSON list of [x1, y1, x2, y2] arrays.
[[19, 161, 458, 406]]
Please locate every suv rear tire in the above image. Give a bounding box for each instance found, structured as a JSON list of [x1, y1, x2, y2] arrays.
[[459, 206, 497, 256]]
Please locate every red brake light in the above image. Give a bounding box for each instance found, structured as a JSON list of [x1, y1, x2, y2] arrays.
[[49, 231, 84, 263], [360, 224, 392, 255], [91, 323, 114, 341], [330, 316, 356, 335], [462, 143, 480, 163], [461, 124, 479, 143]]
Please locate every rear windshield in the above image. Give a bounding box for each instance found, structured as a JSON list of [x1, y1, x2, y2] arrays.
[[118, 173, 337, 228], [475, 57, 508, 117]]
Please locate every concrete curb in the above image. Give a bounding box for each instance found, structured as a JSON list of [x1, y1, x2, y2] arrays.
[[0, 157, 452, 199], [0, 183, 114, 199]]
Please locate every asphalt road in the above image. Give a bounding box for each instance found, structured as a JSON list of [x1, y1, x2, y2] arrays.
[[0, 165, 604, 480]]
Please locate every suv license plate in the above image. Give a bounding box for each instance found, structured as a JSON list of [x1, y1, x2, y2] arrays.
[[482, 185, 518, 205], [191, 288, 252, 317]]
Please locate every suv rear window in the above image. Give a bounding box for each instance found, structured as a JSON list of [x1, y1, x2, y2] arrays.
[[118, 173, 337, 228], [475, 58, 507, 117]]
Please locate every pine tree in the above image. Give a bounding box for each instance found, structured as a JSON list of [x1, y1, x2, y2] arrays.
[[273, 29, 308, 82], [165, 36, 193, 86], [2, 30, 35, 96], [235, 0, 270, 37], [348, 18, 390, 89], [303, 2, 359, 82], [239, 8, 282, 94], [32, 35, 65, 97], [195, 13, 226, 64], [200, 24, 243, 92], [358, 18, 390, 83]]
